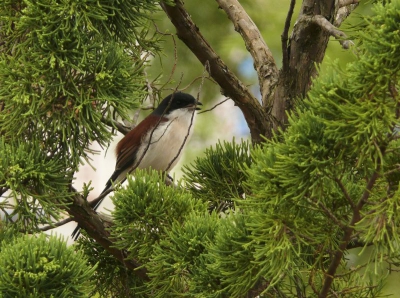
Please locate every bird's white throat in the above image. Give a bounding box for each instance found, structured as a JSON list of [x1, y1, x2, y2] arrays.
[[136, 108, 196, 172]]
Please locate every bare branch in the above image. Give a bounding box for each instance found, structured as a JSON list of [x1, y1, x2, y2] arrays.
[[181, 76, 217, 92], [160, 0, 273, 142], [101, 117, 130, 135], [335, 2, 359, 26], [0, 205, 14, 223], [338, 0, 359, 8], [198, 99, 229, 114], [66, 186, 149, 281], [39, 217, 74, 231], [166, 63, 208, 172], [153, 23, 179, 92], [312, 15, 353, 49], [166, 104, 197, 172], [216, 0, 279, 102], [132, 86, 183, 175], [281, 0, 296, 72]]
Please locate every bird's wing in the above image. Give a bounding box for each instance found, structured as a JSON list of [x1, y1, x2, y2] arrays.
[[115, 115, 167, 170], [72, 116, 168, 240], [102, 115, 169, 191]]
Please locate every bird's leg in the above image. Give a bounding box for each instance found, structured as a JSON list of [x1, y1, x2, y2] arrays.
[[165, 173, 175, 186]]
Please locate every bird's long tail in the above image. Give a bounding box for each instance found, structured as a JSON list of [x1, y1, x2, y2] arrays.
[[70, 169, 124, 240]]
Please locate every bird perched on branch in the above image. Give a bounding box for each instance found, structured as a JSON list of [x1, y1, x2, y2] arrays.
[[71, 92, 202, 240]]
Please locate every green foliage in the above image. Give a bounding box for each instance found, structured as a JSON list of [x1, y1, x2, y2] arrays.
[[240, 0, 400, 295], [207, 212, 258, 297], [146, 212, 220, 297], [0, 222, 15, 244], [111, 170, 207, 263], [77, 237, 146, 298], [0, 0, 159, 228], [0, 0, 159, 169], [1, 0, 399, 297], [183, 139, 252, 212], [0, 234, 95, 297], [81, 145, 252, 297], [0, 138, 71, 230]]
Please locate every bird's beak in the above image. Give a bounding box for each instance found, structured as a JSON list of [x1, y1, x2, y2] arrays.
[[195, 102, 202, 110]]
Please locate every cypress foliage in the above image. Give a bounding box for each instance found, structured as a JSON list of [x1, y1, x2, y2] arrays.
[[183, 139, 252, 212], [1, 0, 399, 297], [240, 1, 400, 295], [0, 234, 95, 297], [0, 0, 158, 232]]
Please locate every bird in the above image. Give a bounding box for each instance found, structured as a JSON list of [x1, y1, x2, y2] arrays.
[[71, 92, 202, 240]]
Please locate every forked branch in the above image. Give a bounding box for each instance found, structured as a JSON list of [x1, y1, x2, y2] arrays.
[[160, 0, 272, 142]]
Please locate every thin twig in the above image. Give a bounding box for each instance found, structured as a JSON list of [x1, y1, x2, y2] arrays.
[[130, 81, 184, 176], [198, 99, 229, 114], [0, 205, 14, 223], [334, 178, 356, 210], [181, 76, 217, 92], [281, 0, 296, 72], [165, 63, 208, 172], [308, 197, 347, 230], [311, 15, 353, 49], [383, 164, 400, 176], [39, 217, 74, 231], [101, 117, 131, 135], [153, 22, 178, 91]]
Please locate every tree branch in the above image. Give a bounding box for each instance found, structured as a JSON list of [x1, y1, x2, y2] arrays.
[[215, 0, 279, 103], [282, 0, 296, 72], [338, 0, 359, 8], [39, 216, 74, 231], [101, 117, 130, 135], [335, 1, 359, 27], [309, 197, 347, 230], [160, 0, 273, 142], [65, 186, 148, 281], [319, 168, 382, 297], [198, 98, 229, 114], [311, 15, 352, 49], [269, 0, 358, 131], [334, 177, 356, 211]]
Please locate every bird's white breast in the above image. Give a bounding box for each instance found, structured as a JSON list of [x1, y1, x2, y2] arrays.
[[135, 108, 196, 172]]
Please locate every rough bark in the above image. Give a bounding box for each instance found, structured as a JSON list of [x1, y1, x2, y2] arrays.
[[215, 0, 279, 103], [269, 0, 336, 130], [161, 0, 357, 136], [160, 0, 273, 142]]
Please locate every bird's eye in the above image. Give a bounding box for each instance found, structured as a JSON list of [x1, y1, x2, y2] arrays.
[[176, 100, 182, 105]]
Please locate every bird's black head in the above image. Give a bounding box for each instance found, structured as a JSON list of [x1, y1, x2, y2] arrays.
[[153, 92, 202, 116]]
